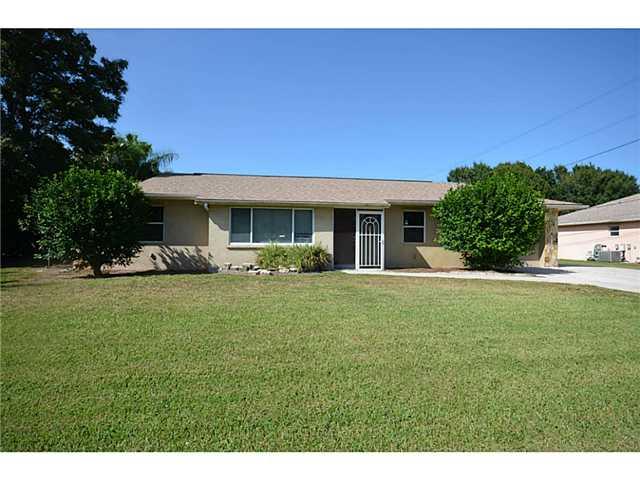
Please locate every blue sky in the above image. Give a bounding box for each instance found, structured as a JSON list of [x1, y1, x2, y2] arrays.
[[87, 29, 639, 181]]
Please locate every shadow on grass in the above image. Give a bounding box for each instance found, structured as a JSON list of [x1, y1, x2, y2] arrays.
[[80, 269, 210, 280]]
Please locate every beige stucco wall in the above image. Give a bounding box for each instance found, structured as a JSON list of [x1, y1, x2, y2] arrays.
[[559, 220, 640, 262], [123, 200, 564, 272], [126, 200, 209, 272], [384, 206, 464, 269], [207, 206, 334, 270], [383, 206, 557, 269]]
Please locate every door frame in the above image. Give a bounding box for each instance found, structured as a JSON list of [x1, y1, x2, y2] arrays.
[[355, 209, 385, 270]]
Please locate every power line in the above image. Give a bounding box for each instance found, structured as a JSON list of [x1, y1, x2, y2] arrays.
[[522, 113, 638, 162], [462, 76, 639, 162], [561, 138, 640, 168]]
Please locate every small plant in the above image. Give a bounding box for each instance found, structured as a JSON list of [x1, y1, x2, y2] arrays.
[[256, 243, 330, 272], [256, 244, 290, 270], [288, 244, 331, 272]]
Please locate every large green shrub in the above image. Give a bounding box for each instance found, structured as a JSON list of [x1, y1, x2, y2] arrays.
[[23, 167, 150, 276], [257, 244, 330, 272], [433, 172, 545, 270]]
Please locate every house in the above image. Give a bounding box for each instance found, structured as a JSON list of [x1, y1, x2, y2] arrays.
[[132, 173, 585, 272], [558, 193, 640, 263]]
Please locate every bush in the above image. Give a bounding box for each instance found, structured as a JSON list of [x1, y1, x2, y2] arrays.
[[288, 244, 331, 272], [23, 167, 150, 276], [432, 172, 545, 270], [256, 244, 330, 272], [256, 244, 290, 270]]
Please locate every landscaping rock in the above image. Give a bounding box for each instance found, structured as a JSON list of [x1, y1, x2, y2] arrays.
[[230, 265, 241, 271], [278, 267, 289, 273], [242, 263, 254, 271], [259, 269, 273, 276], [289, 267, 299, 273], [223, 262, 232, 271]]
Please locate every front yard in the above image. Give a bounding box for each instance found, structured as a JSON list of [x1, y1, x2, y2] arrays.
[[1, 267, 639, 451]]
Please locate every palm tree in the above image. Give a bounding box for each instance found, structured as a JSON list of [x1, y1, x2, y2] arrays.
[[85, 133, 176, 180]]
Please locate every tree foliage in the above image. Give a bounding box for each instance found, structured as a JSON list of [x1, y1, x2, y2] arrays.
[[447, 162, 493, 184], [23, 168, 149, 276], [447, 161, 638, 207], [1, 29, 128, 256], [80, 133, 176, 181], [433, 173, 545, 270], [547, 164, 639, 206]]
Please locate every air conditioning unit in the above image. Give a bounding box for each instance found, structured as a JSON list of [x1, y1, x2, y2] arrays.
[[598, 250, 624, 262]]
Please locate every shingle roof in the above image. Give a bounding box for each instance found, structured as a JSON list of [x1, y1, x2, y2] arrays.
[[558, 193, 640, 226], [140, 172, 586, 210]]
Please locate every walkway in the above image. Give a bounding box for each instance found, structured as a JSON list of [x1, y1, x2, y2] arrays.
[[343, 266, 640, 293]]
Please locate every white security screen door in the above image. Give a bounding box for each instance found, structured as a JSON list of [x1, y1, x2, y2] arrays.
[[356, 211, 384, 270]]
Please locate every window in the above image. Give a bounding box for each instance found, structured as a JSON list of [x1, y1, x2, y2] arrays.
[[229, 208, 251, 243], [609, 225, 620, 237], [294, 209, 313, 243], [142, 206, 164, 242], [230, 208, 313, 244], [253, 208, 292, 243], [403, 210, 425, 243]]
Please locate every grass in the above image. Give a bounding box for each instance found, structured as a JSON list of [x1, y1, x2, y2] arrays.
[[559, 259, 640, 270], [1, 267, 639, 451]]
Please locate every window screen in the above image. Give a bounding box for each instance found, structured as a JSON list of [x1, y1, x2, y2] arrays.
[[403, 211, 425, 243], [141, 206, 164, 242], [252, 209, 292, 243], [294, 210, 313, 243], [230, 208, 251, 243]]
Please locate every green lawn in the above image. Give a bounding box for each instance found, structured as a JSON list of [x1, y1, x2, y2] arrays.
[[559, 259, 640, 270], [1, 267, 639, 451]]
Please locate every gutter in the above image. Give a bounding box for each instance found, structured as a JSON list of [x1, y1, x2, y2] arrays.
[[559, 218, 640, 227]]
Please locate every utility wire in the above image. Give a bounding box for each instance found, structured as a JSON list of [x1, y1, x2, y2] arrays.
[[561, 138, 640, 168], [522, 113, 638, 162], [461, 76, 639, 163]]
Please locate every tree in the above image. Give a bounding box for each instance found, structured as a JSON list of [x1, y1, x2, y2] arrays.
[[1, 29, 128, 256], [547, 164, 639, 207], [433, 172, 545, 270], [493, 161, 551, 197], [23, 168, 149, 277], [80, 133, 175, 181], [447, 162, 493, 184], [447, 161, 638, 207]]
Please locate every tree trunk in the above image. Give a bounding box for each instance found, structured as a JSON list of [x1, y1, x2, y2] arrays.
[[89, 260, 103, 277]]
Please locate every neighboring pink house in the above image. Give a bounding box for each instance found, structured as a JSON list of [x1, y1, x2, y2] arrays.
[[558, 194, 640, 263]]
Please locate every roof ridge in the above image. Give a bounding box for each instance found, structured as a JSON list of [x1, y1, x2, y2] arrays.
[[155, 171, 460, 185], [586, 193, 640, 209]]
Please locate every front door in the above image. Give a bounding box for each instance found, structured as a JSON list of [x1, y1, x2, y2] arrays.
[[333, 209, 356, 267], [356, 211, 384, 270]]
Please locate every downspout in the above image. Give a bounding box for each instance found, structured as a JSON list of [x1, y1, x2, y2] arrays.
[[198, 202, 216, 272]]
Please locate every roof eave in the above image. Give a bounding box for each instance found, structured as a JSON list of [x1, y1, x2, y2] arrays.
[[193, 198, 391, 208], [543, 201, 590, 211], [143, 193, 197, 201], [559, 218, 640, 227]]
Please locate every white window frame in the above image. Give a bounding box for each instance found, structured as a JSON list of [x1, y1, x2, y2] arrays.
[[609, 225, 620, 237], [402, 210, 426, 244], [229, 207, 315, 246], [141, 205, 165, 244]]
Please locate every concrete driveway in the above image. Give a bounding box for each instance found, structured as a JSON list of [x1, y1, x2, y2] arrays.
[[343, 266, 640, 293]]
